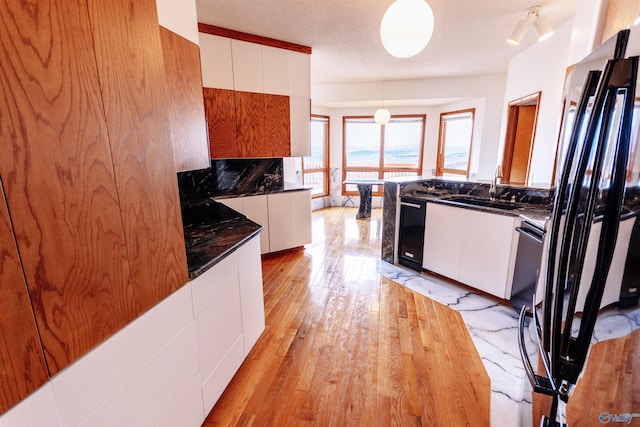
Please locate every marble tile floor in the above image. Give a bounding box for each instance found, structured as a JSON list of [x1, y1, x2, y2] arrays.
[[377, 260, 640, 427]]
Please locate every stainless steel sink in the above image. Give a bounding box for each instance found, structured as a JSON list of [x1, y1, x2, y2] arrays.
[[444, 196, 523, 211]]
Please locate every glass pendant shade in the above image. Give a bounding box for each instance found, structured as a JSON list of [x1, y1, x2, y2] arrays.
[[374, 108, 391, 125], [380, 0, 435, 58]]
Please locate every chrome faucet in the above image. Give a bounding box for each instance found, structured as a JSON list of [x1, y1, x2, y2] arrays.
[[490, 165, 503, 201]]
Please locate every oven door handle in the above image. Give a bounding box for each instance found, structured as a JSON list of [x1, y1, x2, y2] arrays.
[[400, 202, 423, 209]]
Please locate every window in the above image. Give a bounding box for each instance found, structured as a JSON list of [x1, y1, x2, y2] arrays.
[[436, 109, 475, 177], [343, 115, 425, 195], [303, 115, 330, 197]]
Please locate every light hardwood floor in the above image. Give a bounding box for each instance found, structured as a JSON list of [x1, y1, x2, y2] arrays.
[[203, 207, 490, 426]]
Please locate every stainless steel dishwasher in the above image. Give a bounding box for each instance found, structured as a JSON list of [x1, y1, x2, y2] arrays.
[[510, 220, 545, 311], [398, 197, 427, 271]]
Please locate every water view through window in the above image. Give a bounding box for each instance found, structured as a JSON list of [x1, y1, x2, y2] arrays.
[[343, 116, 425, 194]]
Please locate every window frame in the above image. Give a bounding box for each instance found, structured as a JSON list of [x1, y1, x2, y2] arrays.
[[436, 108, 476, 177], [342, 114, 426, 196], [302, 114, 330, 198]]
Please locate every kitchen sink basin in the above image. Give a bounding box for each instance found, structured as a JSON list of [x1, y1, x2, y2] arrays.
[[444, 196, 523, 211]]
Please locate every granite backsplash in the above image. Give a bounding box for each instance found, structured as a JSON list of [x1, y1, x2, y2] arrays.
[[177, 158, 284, 206]]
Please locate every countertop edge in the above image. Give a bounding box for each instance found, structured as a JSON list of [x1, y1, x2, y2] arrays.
[[187, 221, 263, 280]]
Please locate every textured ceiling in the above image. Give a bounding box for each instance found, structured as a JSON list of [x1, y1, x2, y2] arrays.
[[195, 0, 578, 85]]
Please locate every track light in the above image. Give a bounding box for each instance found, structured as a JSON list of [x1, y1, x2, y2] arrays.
[[507, 6, 554, 45]]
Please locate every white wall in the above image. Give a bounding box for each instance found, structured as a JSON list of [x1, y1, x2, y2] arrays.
[[499, 19, 574, 188]]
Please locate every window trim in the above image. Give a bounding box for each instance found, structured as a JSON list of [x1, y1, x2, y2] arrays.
[[303, 114, 330, 198], [436, 108, 475, 177], [342, 114, 426, 196]]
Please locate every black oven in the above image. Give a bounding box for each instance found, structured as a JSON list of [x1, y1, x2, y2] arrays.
[[398, 197, 427, 271]]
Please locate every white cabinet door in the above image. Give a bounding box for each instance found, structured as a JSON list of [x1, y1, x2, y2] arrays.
[[242, 195, 270, 254], [190, 235, 265, 413], [458, 210, 517, 299], [231, 40, 263, 93], [289, 51, 310, 98], [267, 190, 312, 252], [289, 96, 311, 157], [423, 203, 464, 279], [262, 45, 290, 96], [156, 0, 199, 45], [237, 237, 265, 354], [199, 33, 233, 90]]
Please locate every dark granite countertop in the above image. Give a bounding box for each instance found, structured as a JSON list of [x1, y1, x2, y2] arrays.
[[181, 200, 262, 279], [213, 182, 313, 200]]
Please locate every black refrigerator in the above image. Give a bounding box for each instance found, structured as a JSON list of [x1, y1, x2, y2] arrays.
[[519, 29, 640, 427]]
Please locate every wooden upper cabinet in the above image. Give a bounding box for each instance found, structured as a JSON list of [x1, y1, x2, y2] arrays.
[[264, 94, 291, 157], [204, 88, 240, 158], [86, 0, 189, 314], [159, 26, 210, 172], [206, 90, 291, 158], [199, 30, 311, 158], [0, 0, 138, 375], [236, 91, 266, 157], [0, 182, 48, 414]]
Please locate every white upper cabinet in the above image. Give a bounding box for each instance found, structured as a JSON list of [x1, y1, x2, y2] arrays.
[[155, 0, 200, 44], [262, 46, 290, 96], [231, 40, 264, 93], [290, 97, 311, 157], [289, 52, 311, 98], [199, 34, 234, 89]]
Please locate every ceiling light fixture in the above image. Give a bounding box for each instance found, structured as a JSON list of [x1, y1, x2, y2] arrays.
[[374, 81, 391, 125], [507, 6, 554, 46], [380, 0, 435, 58]]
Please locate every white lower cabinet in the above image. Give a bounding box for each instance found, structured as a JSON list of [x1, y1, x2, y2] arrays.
[[218, 190, 312, 254], [423, 202, 519, 299], [190, 235, 265, 413], [267, 190, 312, 253], [423, 203, 464, 279], [219, 195, 270, 254]]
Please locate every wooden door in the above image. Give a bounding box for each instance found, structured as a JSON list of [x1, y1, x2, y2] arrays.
[[510, 105, 537, 185], [160, 27, 210, 172], [0, 0, 138, 375], [0, 182, 48, 413], [204, 88, 240, 158], [87, 0, 189, 315]]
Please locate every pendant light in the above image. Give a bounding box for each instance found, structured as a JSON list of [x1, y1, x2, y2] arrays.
[[380, 0, 435, 58], [374, 81, 391, 125]]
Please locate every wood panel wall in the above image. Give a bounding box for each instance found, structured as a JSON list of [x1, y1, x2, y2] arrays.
[[87, 0, 189, 316], [159, 27, 210, 172], [0, 0, 138, 374], [0, 182, 48, 413]]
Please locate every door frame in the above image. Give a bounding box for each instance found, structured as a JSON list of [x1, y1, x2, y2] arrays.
[[501, 92, 541, 185]]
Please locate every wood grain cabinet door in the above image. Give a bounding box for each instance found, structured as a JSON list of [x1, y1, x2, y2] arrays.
[[0, 0, 189, 377], [159, 26, 210, 172], [264, 94, 291, 157], [236, 91, 266, 157], [0, 0, 138, 375], [0, 182, 48, 414], [204, 87, 240, 158], [86, 0, 189, 315]]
